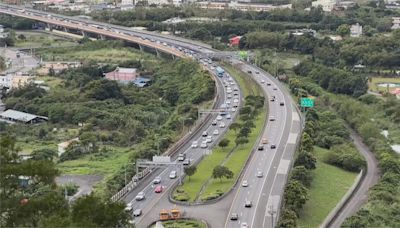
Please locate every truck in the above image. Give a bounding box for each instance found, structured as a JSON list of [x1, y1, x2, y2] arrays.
[[177, 153, 186, 161], [159, 208, 182, 221], [216, 66, 225, 77]]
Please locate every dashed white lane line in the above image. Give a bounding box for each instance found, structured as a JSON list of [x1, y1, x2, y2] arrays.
[[277, 159, 291, 175]]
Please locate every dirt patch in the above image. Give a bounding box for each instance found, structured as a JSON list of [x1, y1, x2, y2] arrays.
[[56, 174, 103, 200]]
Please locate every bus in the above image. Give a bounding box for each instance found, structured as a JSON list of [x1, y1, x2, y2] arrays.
[[216, 66, 225, 77]]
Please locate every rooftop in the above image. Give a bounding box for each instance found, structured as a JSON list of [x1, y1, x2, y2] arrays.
[[0, 109, 48, 123]]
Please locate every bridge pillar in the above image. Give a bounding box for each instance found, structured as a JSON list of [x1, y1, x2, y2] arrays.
[[99, 34, 106, 40], [46, 23, 53, 31], [155, 49, 161, 58], [139, 44, 144, 52], [81, 30, 87, 37], [63, 27, 68, 33]]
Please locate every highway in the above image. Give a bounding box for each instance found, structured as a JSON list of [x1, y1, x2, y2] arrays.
[[0, 5, 302, 227], [224, 61, 301, 228]]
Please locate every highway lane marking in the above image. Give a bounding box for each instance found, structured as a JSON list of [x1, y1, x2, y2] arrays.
[[277, 160, 290, 175], [287, 133, 298, 145], [250, 76, 288, 228], [262, 111, 295, 227]]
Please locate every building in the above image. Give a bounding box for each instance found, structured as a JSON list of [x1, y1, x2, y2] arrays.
[[196, 1, 292, 12], [147, 0, 170, 5], [390, 88, 400, 99], [104, 67, 138, 83], [290, 29, 317, 37], [229, 36, 242, 46], [57, 138, 79, 156], [0, 109, 48, 124], [311, 0, 337, 12], [392, 17, 400, 30], [120, 0, 134, 10], [329, 35, 343, 41], [350, 23, 363, 37], [0, 73, 34, 91]]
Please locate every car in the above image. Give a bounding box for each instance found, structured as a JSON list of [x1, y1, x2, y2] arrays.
[[233, 87, 239, 91], [273, 87, 278, 90], [202, 131, 208, 137], [241, 222, 249, 228], [257, 171, 263, 178], [178, 153, 186, 161], [227, 94, 232, 98], [231, 107, 236, 112], [219, 122, 226, 128], [135, 191, 145, 201], [280, 102, 285, 106], [230, 213, 239, 221], [226, 114, 232, 119], [233, 98, 239, 103], [191, 141, 198, 148], [258, 145, 264, 151], [213, 129, 219, 135], [155, 185, 163, 193], [234, 91, 239, 96], [133, 209, 142, 217], [256, 71, 260, 74], [200, 141, 207, 148], [261, 80, 265, 84], [183, 159, 190, 166], [125, 203, 133, 212], [245, 200, 252, 208], [267, 83, 271, 86], [206, 136, 213, 143], [169, 170, 177, 179], [216, 115, 223, 121], [271, 144, 276, 149], [247, 70, 252, 74], [269, 116, 276, 121], [153, 176, 161, 184], [226, 100, 231, 105], [270, 98, 275, 102], [211, 120, 217, 126], [242, 180, 249, 187]]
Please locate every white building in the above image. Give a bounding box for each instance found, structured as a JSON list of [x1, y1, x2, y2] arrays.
[[311, 0, 337, 12], [392, 17, 400, 30], [120, 0, 134, 10], [147, 0, 170, 5], [350, 23, 362, 37]]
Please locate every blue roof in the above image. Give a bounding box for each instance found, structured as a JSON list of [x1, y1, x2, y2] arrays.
[[216, 67, 224, 74]]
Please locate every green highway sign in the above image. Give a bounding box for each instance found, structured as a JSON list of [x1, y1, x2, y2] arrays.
[[300, 98, 314, 107]]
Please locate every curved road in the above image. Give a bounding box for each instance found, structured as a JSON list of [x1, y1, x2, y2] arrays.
[[328, 129, 380, 227], [0, 5, 302, 228]]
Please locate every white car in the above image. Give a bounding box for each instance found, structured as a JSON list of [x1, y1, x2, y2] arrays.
[[169, 171, 177, 179], [212, 120, 217, 126], [257, 171, 263, 178], [135, 191, 145, 201], [233, 98, 239, 103], [191, 141, 198, 148], [202, 131, 208, 137], [213, 129, 219, 135], [153, 176, 161, 184], [227, 94, 232, 98], [261, 79, 265, 84], [216, 115, 223, 121], [200, 141, 207, 148], [219, 122, 226, 128], [226, 114, 232, 119], [269, 116, 276, 121], [242, 180, 249, 187], [125, 203, 133, 212], [206, 136, 213, 143], [231, 107, 237, 112]]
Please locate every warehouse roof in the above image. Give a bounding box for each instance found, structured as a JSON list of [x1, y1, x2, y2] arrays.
[[0, 109, 48, 123]]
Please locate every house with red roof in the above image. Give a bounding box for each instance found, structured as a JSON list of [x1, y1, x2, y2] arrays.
[[104, 67, 138, 83]]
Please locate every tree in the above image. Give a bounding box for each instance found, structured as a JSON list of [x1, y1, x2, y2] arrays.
[[300, 132, 314, 152], [295, 152, 317, 169], [71, 194, 129, 227], [235, 137, 249, 146], [229, 122, 241, 133], [212, 165, 234, 182], [290, 166, 313, 187], [184, 166, 197, 181], [336, 24, 350, 36], [31, 148, 58, 161], [278, 209, 298, 227], [283, 180, 308, 214], [218, 138, 230, 148]]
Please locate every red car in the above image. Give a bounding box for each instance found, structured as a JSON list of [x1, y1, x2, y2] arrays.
[[155, 185, 163, 193]]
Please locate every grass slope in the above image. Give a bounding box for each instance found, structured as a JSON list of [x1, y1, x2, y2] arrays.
[[298, 147, 358, 228]]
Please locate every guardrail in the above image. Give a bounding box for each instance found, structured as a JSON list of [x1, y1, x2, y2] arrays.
[[320, 170, 364, 228]]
